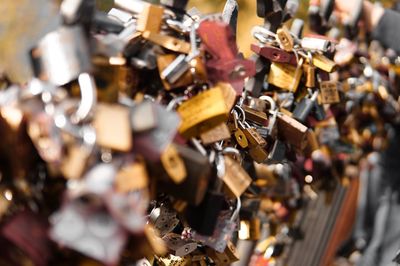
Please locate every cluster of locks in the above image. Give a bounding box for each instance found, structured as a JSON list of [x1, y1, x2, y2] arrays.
[[1, 0, 400, 265]]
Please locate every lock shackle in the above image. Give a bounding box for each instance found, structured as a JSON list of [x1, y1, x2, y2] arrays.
[[230, 196, 241, 221], [166, 95, 187, 111], [232, 105, 246, 124], [259, 95, 277, 111], [222, 147, 242, 163], [190, 138, 207, 156], [72, 73, 97, 124], [216, 153, 226, 179]]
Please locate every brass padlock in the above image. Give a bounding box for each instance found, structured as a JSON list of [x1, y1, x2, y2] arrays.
[[242, 127, 267, 148], [160, 144, 187, 184], [234, 128, 249, 148], [200, 122, 231, 145], [219, 82, 238, 111], [304, 63, 316, 88], [92, 103, 133, 152], [276, 27, 294, 52], [312, 53, 337, 73], [243, 106, 268, 126], [267, 61, 303, 92], [249, 145, 269, 163], [142, 31, 191, 54], [319, 80, 340, 104], [115, 161, 149, 193], [136, 4, 164, 33], [222, 156, 252, 197], [177, 87, 229, 138]]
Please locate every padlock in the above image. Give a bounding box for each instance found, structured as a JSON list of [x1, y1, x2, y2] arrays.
[[222, 156, 252, 197], [277, 112, 308, 151], [136, 3, 164, 33], [292, 90, 319, 122], [92, 103, 133, 152], [267, 61, 303, 92], [242, 127, 267, 148], [157, 254, 192, 266], [243, 105, 269, 126], [319, 80, 340, 104], [249, 145, 269, 163], [197, 20, 255, 83], [160, 143, 187, 184], [219, 82, 238, 109], [268, 139, 287, 162], [133, 103, 181, 161], [49, 198, 128, 266], [30, 26, 92, 86], [149, 205, 180, 237], [191, 193, 240, 252], [234, 128, 249, 148], [157, 54, 195, 89], [304, 63, 316, 88], [60, 144, 92, 180], [130, 101, 158, 133], [301, 37, 333, 53], [251, 44, 297, 65], [156, 144, 211, 206], [114, 161, 149, 193], [141, 31, 191, 54], [200, 122, 231, 145], [205, 241, 240, 266], [276, 26, 294, 52], [162, 233, 197, 257], [177, 87, 229, 138], [312, 53, 337, 73]]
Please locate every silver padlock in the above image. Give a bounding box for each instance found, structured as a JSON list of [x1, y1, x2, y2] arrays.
[[31, 26, 92, 86]]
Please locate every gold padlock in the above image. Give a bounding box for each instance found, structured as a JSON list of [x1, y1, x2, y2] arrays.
[[160, 144, 187, 184], [222, 156, 252, 197], [304, 63, 316, 88], [267, 61, 303, 92], [276, 27, 294, 52], [319, 80, 340, 104], [136, 4, 164, 33], [115, 161, 149, 193], [312, 53, 337, 73], [234, 129, 249, 148], [219, 82, 237, 112], [177, 87, 229, 138], [92, 103, 133, 152]]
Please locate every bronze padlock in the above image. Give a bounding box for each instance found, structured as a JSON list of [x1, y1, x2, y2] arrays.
[[277, 112, 308, 151]]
